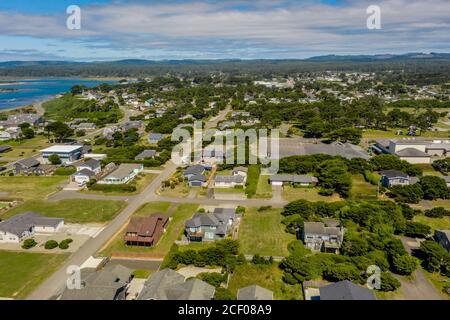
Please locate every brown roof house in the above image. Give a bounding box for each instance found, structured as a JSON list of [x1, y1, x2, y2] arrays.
[[124, 213, 169, 247]]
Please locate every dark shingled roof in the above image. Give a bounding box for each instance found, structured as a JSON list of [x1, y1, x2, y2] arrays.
[[381, 169, 408, 179], [237, 285, 273, 300], [15, 157, 40, 168], [0, 212, 63, 237], [319, 280, 376, 300], [396, 148, 431, 158]]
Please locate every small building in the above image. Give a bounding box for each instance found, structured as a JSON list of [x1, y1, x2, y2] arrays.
[[183, 165, 206, 180], [71, 169, 96, 185], [319, 280, 376, 300], [0, 212, 64, 244], [40, 145, 84, 164], [302, 219, 344, 253], [0, 145, 12, 153], [188, 174, 207, 187], [138, 269, 215, 300], [237, 285, 273, 300], [148, 133, 164, 144], [434, 230, 450, 253], [396, 148, 431, 164], [59, 264, 132, 300], [185, 208, 236, 242], [76, 159, 101, 175], [380, 170, 410, 187], [269, 175, 318, 187], [6, 114, 43, 127], [214, 175, 245, 188], [124, 214, 169, 247], [13, 157, 40, 175], [135, 149, 158, 161], [98, 163, 143, 185]]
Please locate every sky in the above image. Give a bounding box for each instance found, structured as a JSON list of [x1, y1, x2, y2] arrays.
[[0, 0, 449, 61]]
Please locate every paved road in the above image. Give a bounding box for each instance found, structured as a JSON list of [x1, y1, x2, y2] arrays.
[[205, 105, 231, 130], [27, 161, 177, 300]]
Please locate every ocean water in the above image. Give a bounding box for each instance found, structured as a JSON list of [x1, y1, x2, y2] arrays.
[[0, 78, 117, 110]]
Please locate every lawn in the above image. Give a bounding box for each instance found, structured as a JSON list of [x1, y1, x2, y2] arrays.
[[227, 263, 303, 300], [282, 186, 342, 202], [0, 135, 51, 160], [83, 173, 157, 196], [0, 176, 67, 200], [351, 174, 378, 200], [413, 214, 450, 231], [363, 128, 450, 139], [159, 182, 190, 198], [100, 202, 198, 258], [255, 175, 272, 199], [245, 165, 260, 198], [238, 207, 295, 257], [0, 251, 68, 299], [2, 199, 127, 223]]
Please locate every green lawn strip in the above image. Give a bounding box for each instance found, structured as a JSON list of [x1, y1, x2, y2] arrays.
[[282, 186, 341, 202], [2, 199, 127, 223], [100, 203, 198, 257], [132, 269, 154, 279], [238, 207, 295, 257], [255, 175, 272, 199], [413, 214, 450, 231], [0, 176, 67, 201], [245, 165, 260, 198], [350, 174, 378, 200], [227, 263, 303, 300], [0, 251, 68, 299]]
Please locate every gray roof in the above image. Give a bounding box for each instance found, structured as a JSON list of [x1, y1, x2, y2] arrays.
[[184, 165, 205, 176], [0, 145, 11, 153], [103, 163, 142, 180], [135, 149, 157, 160], [303, 221, 341, 236], [60, 264, 132, 300], [138, 269, 215, 300], [188, 174, 207, 182], [319, 280, 376, 300], [73, 168, 96, 177], [442, 176, 450, 183], [381, 170, 408, 179], [269, 175, 317, 183], [78, 159, 101, 170], [396, 148, 431, 157], [149, 133, 164, 141], [0, 212, 63, 237], [15, 157, 40, 168], [237, 285, 273, 300], [215, 175, 245, 184], [186, 213, 220, 228]]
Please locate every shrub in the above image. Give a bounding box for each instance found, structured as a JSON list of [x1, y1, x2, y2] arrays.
[[425, 207, 448, 218], [59, 241, 69, 250], [197, 272, 227, 287], [236, 206, 246, 214], [89, 183, 137, 193], [379, 272, 401, 292], [214, 288, 236, 300], [45, 240, 59, 250], [22, 238, 37, 249], [391, 254, 418, 276], [257, 206, 272, 212]]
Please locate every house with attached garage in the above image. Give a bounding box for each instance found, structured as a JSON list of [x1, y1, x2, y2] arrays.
[[380, 170, 411, 187], [71, 169, 96, 185], [183, 165, 206, 180], [98, 163, 143, 185], [137, 268, 215, 300], [135, 149, 158, 161], [214, 175, 245, 188], [76, 159, 102, 175], [301, 219, 344, 254], [319, 280, 376, 300], [269, 174, 318, 187], [187, 174, 207, 187], [185, 208, 237, 242], [0, 212, 64, 244], [123, 213, 169, 247], [13, 157, 54, 176]]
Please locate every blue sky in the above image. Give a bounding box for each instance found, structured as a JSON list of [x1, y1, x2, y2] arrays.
[[0, 0, 449, 61]]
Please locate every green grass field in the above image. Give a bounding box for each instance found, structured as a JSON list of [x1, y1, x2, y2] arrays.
[[0, 251, 68, 299], [0, 135, 51, 160], [255, 175, 272, 199], [245, 165, 260, 198], [282, 186, 342, 202], [238, 207, 295, 257], [413, 214, 450, 231], [2, 199, 127, 223], [351, 174, 378, 200], [0, 176, 67, 200], [363, 128, 449, 139], [227, 263, 303, 300], [100, 202, 198, 258]]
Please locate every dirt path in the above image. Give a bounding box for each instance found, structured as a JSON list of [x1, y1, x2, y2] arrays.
[[394, 270, 444, 300]]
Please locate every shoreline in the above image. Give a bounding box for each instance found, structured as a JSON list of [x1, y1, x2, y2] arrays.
[[0, 95, 54, 114]]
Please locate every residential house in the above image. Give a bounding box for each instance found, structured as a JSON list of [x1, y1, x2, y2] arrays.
[[434, 230, 450, 253], [0, 127, 21, 141], [71, 169, 95, 185], [185, 208, 236, 242], [232, 166, 248, 177], [0, 145, 11, 153], [237, 285, 273, 300], [380, 170, 410, 187], [13, 157, 40, 175], [137, 269, 215, 300], [98, 163, 143, 185], [269, 175, 318, 187], [319, 280, 376, 300], [301, 219, 344, 253], [5, 114, 43, 127], [76, 159, 102, 175], [0, 212, 64, 244], [214, 175, 245, 188], [135, 149, 158, 161], [188, 174, 207, 187], [120, 121, 143, 132], [59, 264, 132, 300], [396, 148, 431, 164], [40, 145, 84, 164], [148, 133, 164, 144], [183, 165, 206, 180], [124, 214, 169, 247]]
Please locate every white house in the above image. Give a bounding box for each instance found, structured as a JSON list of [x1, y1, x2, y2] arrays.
[[0, 212, 64, 244], [98, 163, 143, 185], [76, 159, 102, 175], [71, 169, 96, 185]]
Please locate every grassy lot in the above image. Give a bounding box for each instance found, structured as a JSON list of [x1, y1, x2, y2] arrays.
[[238, 207, 295, 257], [255, 175, 272, 199], [351, 174, 378, 200], [227, 263, 303, 300], [2, 199, 127, 223], [159, 182, 190, 198], [214, 187, 245, 193], [363, 128, 450, 139], [0, 176, 67, 200], [100, 203, 198, 258], [83, 174, 157, 196], [415, 164, 443, 177], [0, 135, 51, 160], [413, 214, 450, 231], [282, 186, 341, 202], [245, 165, 260, 198], [0, 251, 68, 299]]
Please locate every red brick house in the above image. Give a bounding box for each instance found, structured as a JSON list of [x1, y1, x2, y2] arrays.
[[123, 214, 169, 247]]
